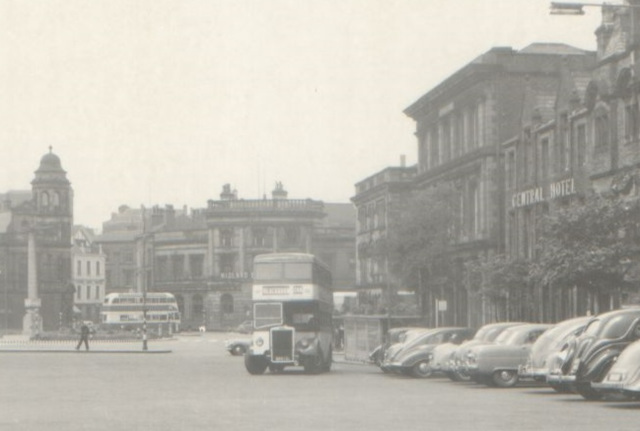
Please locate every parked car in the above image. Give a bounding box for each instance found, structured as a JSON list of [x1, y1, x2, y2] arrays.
[[235, 320, 253, 334], [593, 338, 640, 399], [443, 322, 526, 381], [547, 307, 640, 400], [518, 316, 591, 392], [384, 327, 476, 378], [369, 327, 415, 366], [378, 328, 432, 373], [225, 338, 251, 356], [465, 323, 551, 387]]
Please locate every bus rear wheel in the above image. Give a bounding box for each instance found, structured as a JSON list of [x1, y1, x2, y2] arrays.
[[245, 355, 268, 375]]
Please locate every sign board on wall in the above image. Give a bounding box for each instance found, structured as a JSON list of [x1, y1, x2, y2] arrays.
[[511, 178, 576, 208]]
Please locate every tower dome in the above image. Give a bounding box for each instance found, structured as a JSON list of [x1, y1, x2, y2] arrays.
[[35, 147, 65, 174], [32, 147, 70, 185]]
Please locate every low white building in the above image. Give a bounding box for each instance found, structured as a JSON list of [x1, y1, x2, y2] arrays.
[[71, 226, 106, 323]]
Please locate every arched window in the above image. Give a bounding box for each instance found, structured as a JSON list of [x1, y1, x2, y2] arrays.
[[52, 192, 60, 207], [221, 293, 234, 314], [595, 111, 609, 152], [41, 192, 49, 207], [192, 294, 204, 317]]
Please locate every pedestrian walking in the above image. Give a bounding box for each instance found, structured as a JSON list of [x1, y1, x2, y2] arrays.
[[76, 323, 90, 351]]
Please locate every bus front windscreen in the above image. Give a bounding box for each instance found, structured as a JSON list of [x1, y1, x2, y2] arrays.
[[254, 303, 283, 329]]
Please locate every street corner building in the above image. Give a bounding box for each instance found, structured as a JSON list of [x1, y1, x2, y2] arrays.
[[353, 1, 640, 328], [0, 149, 75, 332]]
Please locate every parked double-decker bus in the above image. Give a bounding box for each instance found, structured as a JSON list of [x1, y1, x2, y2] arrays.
[[100, 292, 181, 334], [245, 253, 333, 375]]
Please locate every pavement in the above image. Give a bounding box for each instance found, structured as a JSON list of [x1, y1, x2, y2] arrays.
[[0, 334, 173, 353]]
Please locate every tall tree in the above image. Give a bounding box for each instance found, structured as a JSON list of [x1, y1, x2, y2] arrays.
[[375, 183, 459, 316], [533, 192, 640, 311]]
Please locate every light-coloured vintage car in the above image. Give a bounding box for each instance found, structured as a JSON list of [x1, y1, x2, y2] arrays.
[[593, 338, 640, 399], [225, 338, 251, 356], [518, 316, 591, 391], [547, 307, 640, 400], [443, 322, 526, 381], [384, 327, 475, 378], [465, 323, 551, 387]]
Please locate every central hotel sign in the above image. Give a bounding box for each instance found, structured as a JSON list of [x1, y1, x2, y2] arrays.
[[511, 178, 576, 208]]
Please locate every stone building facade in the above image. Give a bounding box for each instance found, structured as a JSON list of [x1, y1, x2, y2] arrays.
[[351, 159, 417, 312], [98, 184, 355, 330], [355, 1, 640, 327], [505, 1, 640, 321], [402, 43, 596, 327], [0, 150, 75, 331]]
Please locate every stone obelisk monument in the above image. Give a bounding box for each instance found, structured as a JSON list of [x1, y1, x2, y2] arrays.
[[23, 231, 42, 337]]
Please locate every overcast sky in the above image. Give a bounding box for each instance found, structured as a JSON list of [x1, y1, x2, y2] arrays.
[[0, 0, 603, 230]]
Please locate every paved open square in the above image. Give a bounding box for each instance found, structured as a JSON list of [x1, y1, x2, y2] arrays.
[[1, 332, 639, 431]]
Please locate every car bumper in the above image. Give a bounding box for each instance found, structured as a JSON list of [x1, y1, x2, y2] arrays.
[[384, 362, 409, 373], [546, 371, 576, 384], [591, 381, 624, 393], [518, 364, 548, 380]]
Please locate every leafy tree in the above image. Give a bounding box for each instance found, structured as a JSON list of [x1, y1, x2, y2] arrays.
[[374, 183, 459, 316], [533, 192, 640, 308], [465, 255, 534, 321]]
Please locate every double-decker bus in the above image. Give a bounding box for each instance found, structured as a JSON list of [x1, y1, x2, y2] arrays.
[[100, 292, 181, 334], [245, 253, 333, 374]]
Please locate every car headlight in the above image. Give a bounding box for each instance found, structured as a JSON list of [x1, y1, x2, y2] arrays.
[[427, 353, 434, 361], [607, 372, 626, 382], [255, 337, 264, 347], [466, 352, 477, 364]]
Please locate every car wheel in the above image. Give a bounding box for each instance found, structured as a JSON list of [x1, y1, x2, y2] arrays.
[[244, 355, 268, 375], [411, 360, 433, 378], [454, 369, 472, 382], [549, 382, 573, 393], [232, 345, 246, 356], [575, 382, 604, 400], [446, 371, 461, 382], [491, 370, 519, 388]]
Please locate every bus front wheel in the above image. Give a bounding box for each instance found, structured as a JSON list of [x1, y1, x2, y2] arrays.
[[245, 355, 268, 375], [304, 351, 324, 374], [322, 347, 333, 372]]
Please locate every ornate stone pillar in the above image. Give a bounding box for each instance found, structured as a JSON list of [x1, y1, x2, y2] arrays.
[[23, 232, 42, 337]]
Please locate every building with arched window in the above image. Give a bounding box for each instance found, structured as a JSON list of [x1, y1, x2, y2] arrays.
[[0, 149, 75, 331], [97, 183, 355, 330], [354, 1, 640, 327]]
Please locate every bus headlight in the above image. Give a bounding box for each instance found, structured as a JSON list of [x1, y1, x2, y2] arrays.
[[255, 337, 264, 347], [299, 339, 310, 348]]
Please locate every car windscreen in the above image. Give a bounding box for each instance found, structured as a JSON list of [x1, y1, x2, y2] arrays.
[[600, 314, 638, 339], [484, 326, 512, 342], [472, 326, 491, 341], [530, 325, 568, 355], [495, 328, 532, 345], [582, 319, 601, 337], [253, 303, 283, 328]]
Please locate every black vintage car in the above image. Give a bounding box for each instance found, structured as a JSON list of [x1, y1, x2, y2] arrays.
[[547, 307, 640, 400]]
